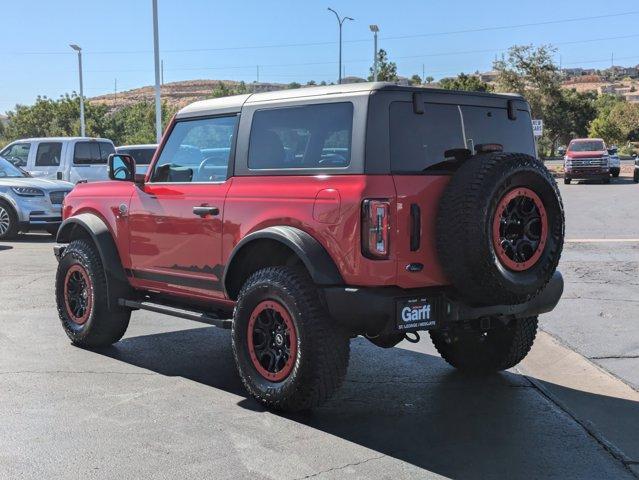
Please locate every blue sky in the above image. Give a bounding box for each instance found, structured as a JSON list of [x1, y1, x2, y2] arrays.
[[1, 0, 639, 113]]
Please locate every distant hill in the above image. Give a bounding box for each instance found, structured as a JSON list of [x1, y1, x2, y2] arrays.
[[89, 79, 289, 112]]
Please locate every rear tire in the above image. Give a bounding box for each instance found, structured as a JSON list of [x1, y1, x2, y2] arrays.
[[232, 266, 350, 412], [55, 239, 130, 347], [0, 200, 18, 240], [430, 316, 538, 373]]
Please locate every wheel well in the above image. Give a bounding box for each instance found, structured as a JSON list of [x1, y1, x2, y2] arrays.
[[225, 239, 306, 300], [57, 221, 92, 244]]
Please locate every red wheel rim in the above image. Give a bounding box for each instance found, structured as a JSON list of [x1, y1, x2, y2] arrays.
[[492, 187, 548, 271], [247, 300, 298, 382], [63, 264, 93, 325]]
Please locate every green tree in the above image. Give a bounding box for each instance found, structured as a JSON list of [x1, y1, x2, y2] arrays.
[[589, 102, 639, 144], [287, 82, 302, 89], [106, 101, 176, 145], [368, 49, 398, 82], [410, 74, 422, 85], [439, 73, 493, 92], [425, 76, 434, 84]]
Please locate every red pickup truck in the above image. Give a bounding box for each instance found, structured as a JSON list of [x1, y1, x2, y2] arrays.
[[53, 84, 565, 411], [564, 138, 611, 184]]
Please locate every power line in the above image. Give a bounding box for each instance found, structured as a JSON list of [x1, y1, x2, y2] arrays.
[[1, 11, 638, 56]]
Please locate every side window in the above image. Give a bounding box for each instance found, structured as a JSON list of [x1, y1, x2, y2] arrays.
[[389, 102, 465, 173], [35, 142, 63, 167], [74, 142, 101, 165], [248, 103, 353, 170], [1, 143, 31, 166], [151, 115, 237, 183]]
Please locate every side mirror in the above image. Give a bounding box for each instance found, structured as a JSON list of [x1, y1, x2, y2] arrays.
[[108, 154, 136, 182]]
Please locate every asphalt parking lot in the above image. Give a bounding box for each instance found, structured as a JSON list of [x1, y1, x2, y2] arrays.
[[1, 177, 638, 479]]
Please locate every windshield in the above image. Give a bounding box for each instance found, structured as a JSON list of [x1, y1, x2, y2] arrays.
[[569, 140, 605, 152], [117, 147, 156, 165], [0, 156, 27, 178]]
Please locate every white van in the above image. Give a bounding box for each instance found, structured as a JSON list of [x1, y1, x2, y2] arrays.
[[0, 137, 115, 183]]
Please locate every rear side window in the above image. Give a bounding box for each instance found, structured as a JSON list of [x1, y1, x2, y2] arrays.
[[389, 102, 465, 173], [117, 147, 156, 165], [460, 106, 535, 156], [74, 142, 114, 165], [35, 142, 62, 166], [248, 102, 353, 170]]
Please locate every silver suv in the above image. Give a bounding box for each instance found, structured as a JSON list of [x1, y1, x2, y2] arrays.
[[0, 156, 73, 239]]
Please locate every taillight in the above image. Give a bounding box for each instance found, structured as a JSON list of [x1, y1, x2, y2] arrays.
[[362, 199, 390, 259]]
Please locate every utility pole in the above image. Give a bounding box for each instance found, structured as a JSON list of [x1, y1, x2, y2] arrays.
[[114, 78, 117, 107], [327, 8, 353, 84], [161, 59, 164, 85], [370, 25, 379, 81], [422, 63, 425, 82], [152, 0, 162, 142], [69, 44, 85, 137]]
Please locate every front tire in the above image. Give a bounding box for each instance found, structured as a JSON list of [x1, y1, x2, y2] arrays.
[[232, 266, 350, 411], [0, 200, 18, 240], [430, 316, 538, 373], [55, 239, 130, 347], [564, 177, 571, 185]]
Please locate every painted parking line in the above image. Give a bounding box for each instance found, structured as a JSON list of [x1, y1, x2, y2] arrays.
[[566, 239, 639, 243]]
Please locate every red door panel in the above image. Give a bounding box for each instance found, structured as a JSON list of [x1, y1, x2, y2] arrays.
[[128, 181, 231, 300]]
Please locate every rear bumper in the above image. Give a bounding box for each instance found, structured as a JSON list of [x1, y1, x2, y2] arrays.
[[322, 271, 564, 335]]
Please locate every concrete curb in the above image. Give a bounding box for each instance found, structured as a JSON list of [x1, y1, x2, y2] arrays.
[[518, 331, 639, 478]]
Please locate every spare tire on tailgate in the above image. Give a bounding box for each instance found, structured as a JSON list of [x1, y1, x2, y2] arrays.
[[436, 152, 564, 306]]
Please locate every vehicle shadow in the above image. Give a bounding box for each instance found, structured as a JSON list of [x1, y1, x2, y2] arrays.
[[3, 233, 56, 243], [572, 177, 636, 185], [94, 327, 637, 479]]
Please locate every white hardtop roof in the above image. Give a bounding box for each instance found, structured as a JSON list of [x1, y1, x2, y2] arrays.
[[12, 136, 113, 143], [176, 82, 392, 118], [176, 82, 525, 119]]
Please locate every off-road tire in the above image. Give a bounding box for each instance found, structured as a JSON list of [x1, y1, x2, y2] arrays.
[[0, 200, 18, 240], [430, 316, 538, 373], [634, 170, 639, 183], [232, 266, 350, 412], [603, 177, 611, 184], [612, 170, 620, 178], [437, 152, 564, 305], [563, 177, 571, 185], [55, 239, 130, 347]]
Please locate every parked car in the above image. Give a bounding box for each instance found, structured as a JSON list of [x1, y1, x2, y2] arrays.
[[608, 146, 620, 177], [0, 156, 73, 239], [634, 154, 639, 183], [53, 83, 565, 411], [0, 137, 115, 183], [115, 144, 157, 175], [564, 138, 610, 184]]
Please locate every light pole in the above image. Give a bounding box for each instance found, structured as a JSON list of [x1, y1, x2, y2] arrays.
[[327, 8, 353, 84], [69, 44, 85, 137], [152, 0, 162, 142], [369, 25, 379, 81]]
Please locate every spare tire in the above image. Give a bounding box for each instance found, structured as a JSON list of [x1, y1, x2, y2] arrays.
[[436, 152, 564, 306]]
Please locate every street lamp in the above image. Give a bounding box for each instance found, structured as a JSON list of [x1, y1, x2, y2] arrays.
[[327, 8, 353, 84], [69, 44, 85, 137], [151, 0, 162, 143], [369, 25, 379, 82]]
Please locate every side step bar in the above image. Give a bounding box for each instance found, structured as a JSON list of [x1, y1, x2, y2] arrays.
[[118, 299, 233, 329]]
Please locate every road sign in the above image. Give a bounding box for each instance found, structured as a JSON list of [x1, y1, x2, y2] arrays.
[[532, 119, 544, 137]]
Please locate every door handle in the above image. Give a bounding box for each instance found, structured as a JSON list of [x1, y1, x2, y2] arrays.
[[192, 206, 220, 217]]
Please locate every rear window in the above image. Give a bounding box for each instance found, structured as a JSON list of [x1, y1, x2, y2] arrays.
[[459, 106, 535, 156], [569, 140, 605, 152], [117, 147, 156, 165], [74, 141, 114, 165], [248, 102, 353, 170], [390, 102, 465, 173]]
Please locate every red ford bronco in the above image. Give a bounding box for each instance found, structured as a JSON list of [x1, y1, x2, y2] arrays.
[[54, 83, 565, 411]]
